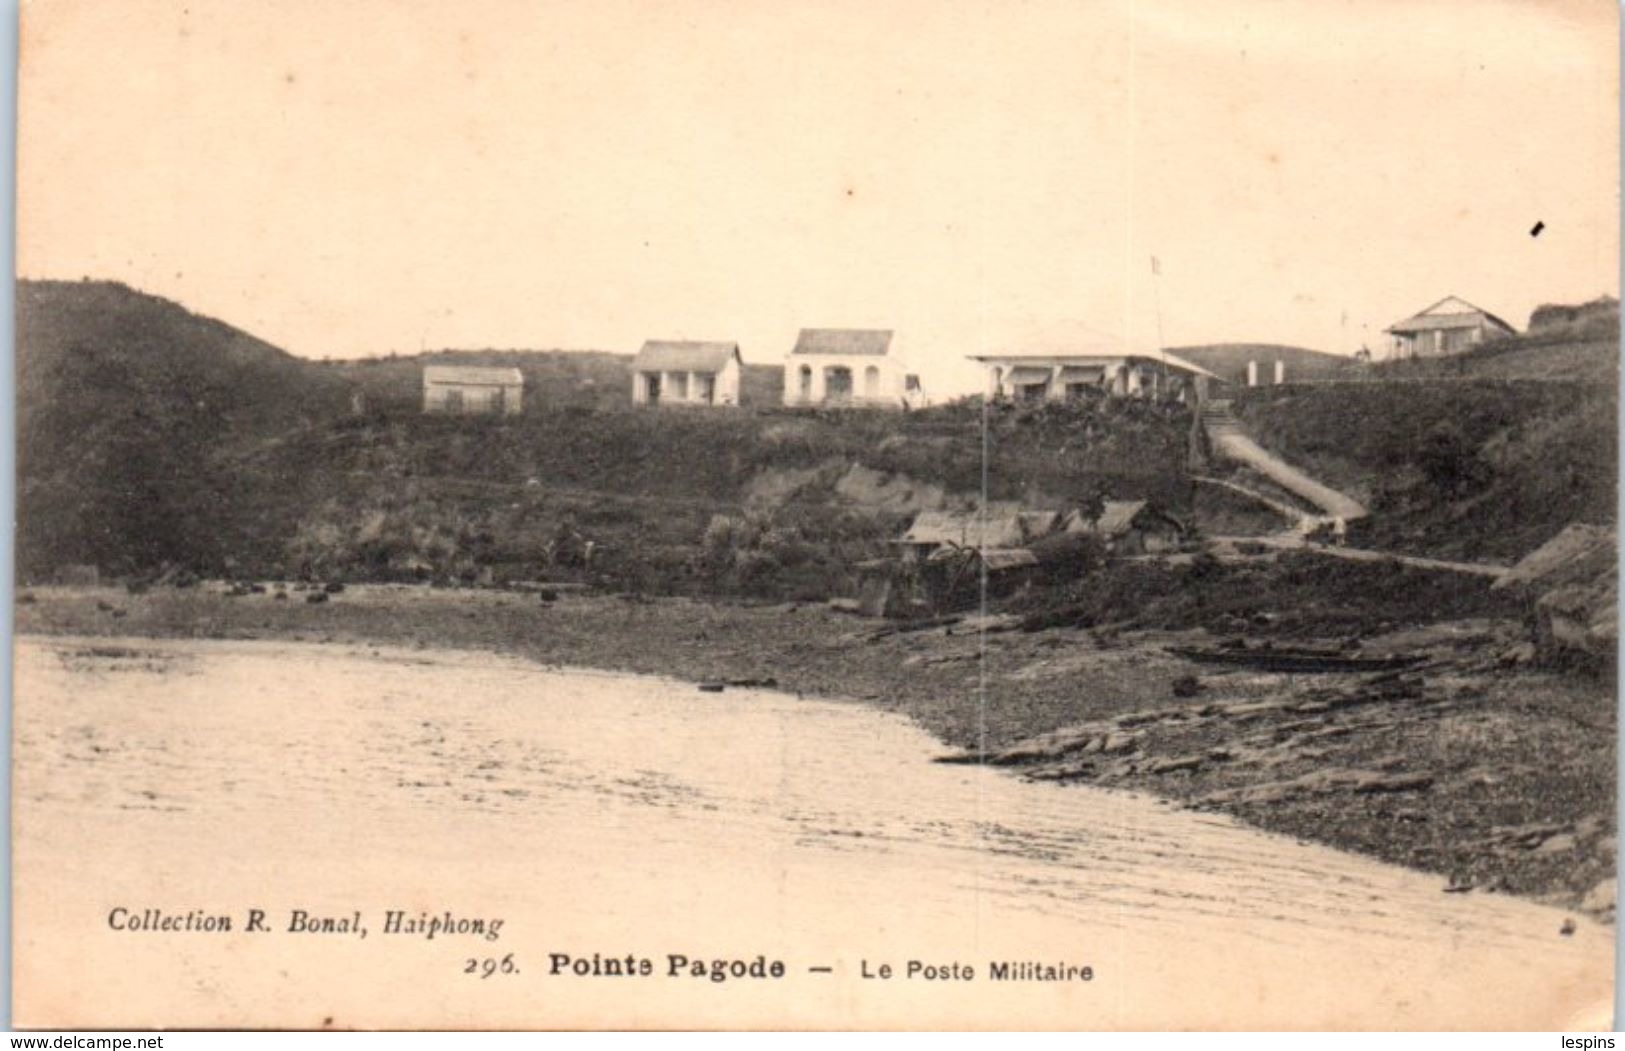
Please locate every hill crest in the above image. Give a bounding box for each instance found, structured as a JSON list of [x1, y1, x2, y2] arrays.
[[1166, 343, 1362, 385]]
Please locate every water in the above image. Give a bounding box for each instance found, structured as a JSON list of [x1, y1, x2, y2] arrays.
[[13, 636, 1613, 1029]]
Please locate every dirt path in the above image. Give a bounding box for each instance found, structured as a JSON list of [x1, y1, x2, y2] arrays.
[[1192, 474, 1313, 528], [1207, 532, 1509, 580], [1203, 400, 1368, 520]]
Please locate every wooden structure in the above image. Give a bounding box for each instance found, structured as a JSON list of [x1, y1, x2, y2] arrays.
[[1062, 500, 1185, 555], [422, 365, 523, 416], [1386, 296, 1516, 358]]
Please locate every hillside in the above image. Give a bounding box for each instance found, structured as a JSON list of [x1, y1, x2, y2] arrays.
[[1528, 295, 1619, 339], [15, 280, 1195, 594], [330, 349, 784, 413], [1223, 298, 1618, 562], [16, 280, 350, 578], [1169, 342, 1364, 385], [1232, 379, 1616, 561], [23, 278, 1613, 589], [223, 397, 1194, 597]]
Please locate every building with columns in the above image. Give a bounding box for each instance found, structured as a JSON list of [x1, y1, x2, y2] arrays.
[[969, 348, 1217, 404], [631, 341, 744, 407], [782, 328, 926, 409]]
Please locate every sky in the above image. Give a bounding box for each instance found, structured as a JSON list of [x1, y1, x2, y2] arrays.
[[17, 0, 1620, 394]]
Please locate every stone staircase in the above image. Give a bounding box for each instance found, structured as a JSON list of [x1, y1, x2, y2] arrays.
[[1200, 399, 1368, 522]]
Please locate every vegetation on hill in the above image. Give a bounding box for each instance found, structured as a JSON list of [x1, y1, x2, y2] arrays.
[[1233, 379, 1616, 562], [20, 279, 1614, 590], [1228, 300, 1617, 562], [16, 280, 349, 578], [15, 280, 1195, 594], [231, 396, 1193, 598], [1528, 295, 1619, 338]]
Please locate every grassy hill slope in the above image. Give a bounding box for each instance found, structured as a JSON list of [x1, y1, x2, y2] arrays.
[[16, 280, 351, 578], [1229, 301, 1617, 562], [1233, 379, 1615, 561], [30, 278, 1603, 590], [229, 397, 1194, 597]]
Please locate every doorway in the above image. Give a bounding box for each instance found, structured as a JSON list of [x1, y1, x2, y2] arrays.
[[824, 366, 853, 403]]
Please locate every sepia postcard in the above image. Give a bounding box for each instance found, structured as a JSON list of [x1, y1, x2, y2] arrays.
[[11, 0, 1621, 1031]]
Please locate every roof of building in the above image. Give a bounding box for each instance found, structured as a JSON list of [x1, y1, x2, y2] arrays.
[[976, 548, 1040, 572], [423, 365, 524, 386], [968, 349, 1220, 381], [900, 509, 1057, 549], [633, 340, 740, 372], [1146, 350, 1220, 380], [1062, 500, 1149, 536], [1062, 500, 1187, 537], [1095, 500, 1150, 536], [964, 319, 1222, 380], [1018, 510, 1061, 536], [1493, 524, 1616, 593], [1386, 296, 1517, 336], [924, 544, 1040, 571], [791, 329, 894, 356]]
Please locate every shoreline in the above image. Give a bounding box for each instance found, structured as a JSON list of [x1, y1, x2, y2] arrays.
[[16, 582, 1617, 919], [19, 621, 1612, 1031]]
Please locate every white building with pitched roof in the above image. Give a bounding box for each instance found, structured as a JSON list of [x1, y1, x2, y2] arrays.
[[967, 320, 1218, 404], [783, 328, 926, 408], [631, 341, 744, 407]]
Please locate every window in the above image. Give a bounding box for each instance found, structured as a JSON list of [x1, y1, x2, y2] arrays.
[[696, 372, 716, 404], [798, 365, 813, 400], [864, 365, 881, 398]]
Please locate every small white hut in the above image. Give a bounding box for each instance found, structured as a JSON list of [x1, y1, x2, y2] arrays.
[[631, 341, 744, 407]]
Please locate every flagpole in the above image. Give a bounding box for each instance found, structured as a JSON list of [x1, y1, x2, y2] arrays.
[[1151, 255, 1167, 393]]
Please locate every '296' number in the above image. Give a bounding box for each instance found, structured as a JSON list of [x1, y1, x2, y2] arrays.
[[465, 954, 519, 978]]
